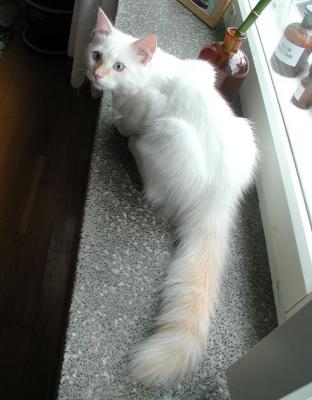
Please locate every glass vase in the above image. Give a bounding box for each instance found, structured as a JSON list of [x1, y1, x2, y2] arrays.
[[198, 27, 249, 102]]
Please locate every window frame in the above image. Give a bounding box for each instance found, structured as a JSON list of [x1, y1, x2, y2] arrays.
[[224, 0, 312, 323]]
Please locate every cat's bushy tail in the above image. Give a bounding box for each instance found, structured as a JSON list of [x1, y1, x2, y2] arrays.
[[130, 212, 230, 385]]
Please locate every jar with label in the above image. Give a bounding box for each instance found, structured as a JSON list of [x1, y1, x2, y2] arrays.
[[271, 5, 312, 77], [291, 64, 312, 109]]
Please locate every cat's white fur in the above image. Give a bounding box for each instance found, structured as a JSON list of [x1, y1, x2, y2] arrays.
[[87, 9, 258, 386]]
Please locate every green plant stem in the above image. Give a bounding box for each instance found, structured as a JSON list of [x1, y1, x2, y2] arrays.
[[235, 0, 272, 37]]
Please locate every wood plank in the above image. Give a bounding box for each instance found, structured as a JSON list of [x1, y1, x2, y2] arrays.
[[0, 232, 24, 324], [22, 96, 98, 400], [22, 251, 74, 400], [26, 101, 56, 156], [0, 51, 35, 165], [0, 16, 99, 400], [0, 31, 43, 223], [1, 184, 57, 326], [1, 154, 45, 234], [19, 155, 45, 234], [0, 325, 32, 400], [0, 96, 39, 219]]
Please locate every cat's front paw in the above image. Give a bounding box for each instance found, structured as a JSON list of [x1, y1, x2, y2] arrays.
[[114, 118, 131, 137]]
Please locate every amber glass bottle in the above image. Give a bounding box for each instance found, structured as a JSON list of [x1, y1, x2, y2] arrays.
[[198, 0, 271, 102], [291, 64, 312, 109], [198, 28, 249, 101], [271, 5, 312, 77]]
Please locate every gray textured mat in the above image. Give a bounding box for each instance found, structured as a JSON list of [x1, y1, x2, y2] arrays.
[[58, 1, 277, 399]]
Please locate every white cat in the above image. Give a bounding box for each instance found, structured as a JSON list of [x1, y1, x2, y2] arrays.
[[87, 8, 258, 386]]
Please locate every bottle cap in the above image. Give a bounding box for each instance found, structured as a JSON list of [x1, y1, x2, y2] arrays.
[[302, 5, 312, 28]]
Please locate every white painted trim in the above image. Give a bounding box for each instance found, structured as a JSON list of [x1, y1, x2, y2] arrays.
[[280, 382, 312, 400], [225, 1, 312, 322]]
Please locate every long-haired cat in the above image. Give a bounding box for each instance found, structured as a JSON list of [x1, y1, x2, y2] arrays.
[[86, 8, 258, 386]]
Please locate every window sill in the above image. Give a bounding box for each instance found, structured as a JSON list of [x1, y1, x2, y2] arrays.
[[225, 0, 312, 323]]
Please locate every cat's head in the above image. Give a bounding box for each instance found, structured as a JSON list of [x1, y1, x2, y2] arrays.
[[87, 8, 157, 92]]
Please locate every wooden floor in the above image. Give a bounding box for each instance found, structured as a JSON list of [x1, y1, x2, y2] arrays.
[[0, 27, 99, 400]]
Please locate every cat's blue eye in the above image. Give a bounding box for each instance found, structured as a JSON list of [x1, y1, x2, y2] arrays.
[[92, 51, 101, 62], [113, 62, 125, 72]]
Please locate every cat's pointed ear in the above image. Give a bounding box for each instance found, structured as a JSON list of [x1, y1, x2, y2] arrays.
[[132, 35, 157, 65], [96, 7, 113, 35]]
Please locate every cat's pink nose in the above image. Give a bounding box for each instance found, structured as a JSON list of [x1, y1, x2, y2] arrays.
[[93, 72, 101, 80]]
